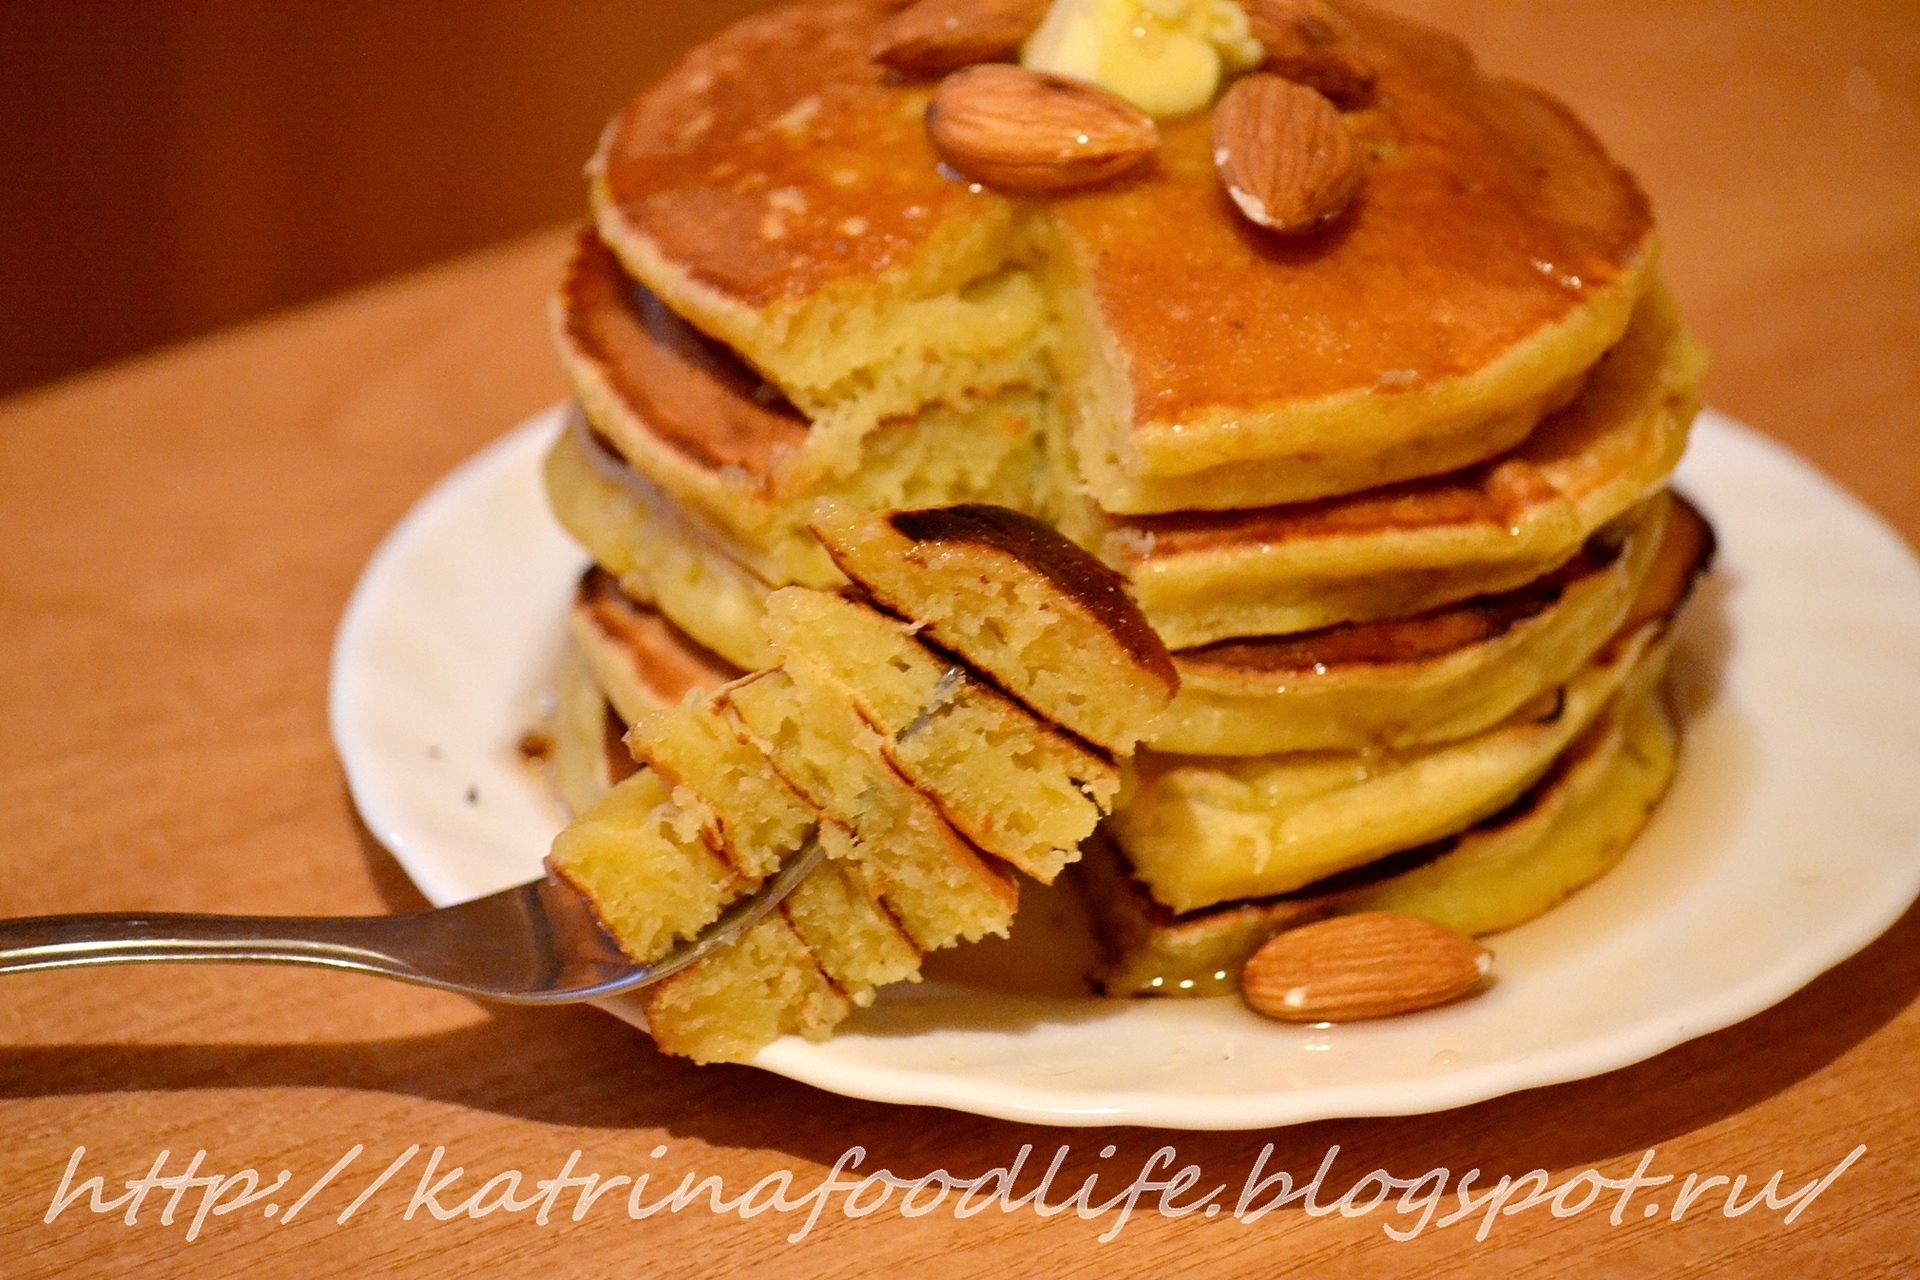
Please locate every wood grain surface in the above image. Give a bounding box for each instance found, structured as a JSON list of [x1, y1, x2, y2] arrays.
[[2, 3, 1916, 1275]]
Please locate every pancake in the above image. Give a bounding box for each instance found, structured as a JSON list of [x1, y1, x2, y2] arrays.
[[590, 0, 1656, 514], [546, 500, 1178, 1061], [1083, 670, 1679, 997], [546, 406, 776, 670], [1115, 620, 1668, 912], [589, 1, 1052, 461], [1107, 495, 1709, 911], [1085, 283, 1703, 648], [762, 586, 1119, 882], [1150, 492, 1673, 755], [811, 499, 1178, 752], [556, 228, 1057, 590], [570, 565, 743, 729]]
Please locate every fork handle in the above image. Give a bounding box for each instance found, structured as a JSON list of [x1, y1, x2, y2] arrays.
[[0, 911, 444, 984]]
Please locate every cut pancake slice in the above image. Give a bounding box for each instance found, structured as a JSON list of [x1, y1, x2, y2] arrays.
[[547, 767, 747, 963], [1083, 670, 1679, 998], [588, 4, 1051, 468], [812, 500, 1178, 753], [556, 228, 1057, 590], [551, 661, 923, 1013], [719, 666, 1019, 951], [1086, 284, 1705, 649], [641, 914, 852, 1064], [1152, 492, 1674, 755], [567, 559, 1128, 884], [553, 690, 925, 1056], [546, 720, 885, 1057], [543, 498, 1180, 1061], [763, 586, 1119, 882]]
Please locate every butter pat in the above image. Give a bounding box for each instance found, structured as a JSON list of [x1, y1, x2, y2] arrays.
[[1022, 0, 1264, 118]]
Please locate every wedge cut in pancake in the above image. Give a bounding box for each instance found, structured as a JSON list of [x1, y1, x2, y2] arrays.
[[571, 566, 744, 730], [550, 692, 926, 1055], [778, 833, 924, 1005], [718, 666, 1020, 951], [1109, 498, 1709, 911], [1082, 674, 1678, 997], [1114, 621, 1669, 912], [626, 700, 819, 882], [812, 499, 1177, 753], [1087, 283, 1703, 648], [547, 767, 748, 965], [623, 700, 936, 1006], [589, 2, 1052, 468], [546, 408, 776, 670], [556, 228, 1057, 588], [1151, 492, 1673, 755], [763, 586, 1118, 882], [641, 914, 852, 1064], [592, 1, 1654, 513]]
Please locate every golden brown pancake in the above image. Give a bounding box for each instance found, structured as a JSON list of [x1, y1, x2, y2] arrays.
[[589, 0, 1656, 514], [1046, 2, 1657, 511], [1090, 284, 1702, 647], [1082, 669, 1679, 997], [812, 498, 1178, 752], [555, 228, 1055, 591], [570, 566, 743, 728], [1106, 491, 1711, 912], [1151, 493, 1676, 754]]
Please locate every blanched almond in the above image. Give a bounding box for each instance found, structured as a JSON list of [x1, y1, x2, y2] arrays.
[[872, 0, 1051, 77], [1240, 912, 1491, 1022], [1212, 73, 1359, 233], [1239, 0, 1377, 108], [927, 65, 1158, 194]]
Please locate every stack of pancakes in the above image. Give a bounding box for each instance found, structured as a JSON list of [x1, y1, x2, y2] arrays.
[[544, 0, 1712, 1035]]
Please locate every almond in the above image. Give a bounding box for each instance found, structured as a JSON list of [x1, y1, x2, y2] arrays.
[[1240, 912, 1491, 1022], [1212, 73, 1359, 233], [872, 0, 1052, 77], [927, 65, 1158, 195], [1239, 0, 1377, 108]]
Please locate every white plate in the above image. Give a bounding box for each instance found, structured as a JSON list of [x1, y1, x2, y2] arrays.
[[330, 405, 1920, 1129]]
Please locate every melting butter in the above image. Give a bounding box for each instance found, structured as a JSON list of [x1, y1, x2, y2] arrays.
[[1022, 0, 1264, 118]]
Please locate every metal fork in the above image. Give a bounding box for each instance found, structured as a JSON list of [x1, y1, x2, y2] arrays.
[[0, 839, 822, 1004]]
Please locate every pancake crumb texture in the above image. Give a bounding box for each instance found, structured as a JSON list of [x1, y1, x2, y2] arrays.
[[544, 497, 1173, 1063]]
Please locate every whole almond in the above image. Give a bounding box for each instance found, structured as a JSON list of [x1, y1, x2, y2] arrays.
[[1239, 0, 1377, 108], [872, 0, 1051, 77], [928, 65, 1158, 195], [1212, 73, 1359, 233], [1240, 912, 1491, 1022]]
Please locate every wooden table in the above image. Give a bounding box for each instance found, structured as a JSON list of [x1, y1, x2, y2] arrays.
[[3, 4, 1916, 1274]]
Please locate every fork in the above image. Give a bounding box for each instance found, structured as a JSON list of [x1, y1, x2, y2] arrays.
[[0, 838, 822, 1004]]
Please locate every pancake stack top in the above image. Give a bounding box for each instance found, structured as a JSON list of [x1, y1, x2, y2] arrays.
[[539, 0, 1712, 1060]]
